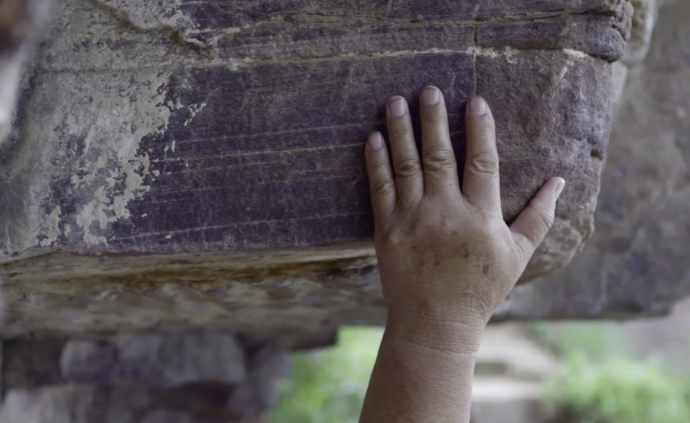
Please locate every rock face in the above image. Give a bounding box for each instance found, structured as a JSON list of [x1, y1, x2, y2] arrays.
[[1, 0, 631, 336], [503, 0, 690, 319], [0, 333, 304, 423]]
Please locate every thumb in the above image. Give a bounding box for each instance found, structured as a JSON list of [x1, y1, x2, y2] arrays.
[[510, 177, 565, 253]]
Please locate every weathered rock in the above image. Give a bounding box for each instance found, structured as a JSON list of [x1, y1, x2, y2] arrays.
[[501, 0, 690, 319], [1, 331, 331, 390], [0, 338, 65, 394], [0, 384, 264, 423], [0, 334, 299, 422], [226, 344, 291, 418], [60, 333, 246, 387], [0, 0, 631, 335]]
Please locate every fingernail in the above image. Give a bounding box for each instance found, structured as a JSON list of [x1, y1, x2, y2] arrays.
[[421, 87, 440, 105], [368, 132, 383, 150], [389, 97, 406, 118], [555, 178, 566, 199], [468, 96, 488, 116]]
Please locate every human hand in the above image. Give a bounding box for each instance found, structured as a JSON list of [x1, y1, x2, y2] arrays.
[[365, 87, 564, 351]]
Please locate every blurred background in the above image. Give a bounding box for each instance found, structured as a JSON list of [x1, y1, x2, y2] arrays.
[[272, 297, 690, 423]]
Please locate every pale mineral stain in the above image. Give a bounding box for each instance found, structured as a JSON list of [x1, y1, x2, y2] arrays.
[[39, 206, 62, 247], [54, 73, 173, 247]]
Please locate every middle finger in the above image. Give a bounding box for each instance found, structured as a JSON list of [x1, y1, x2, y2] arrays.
[[386, 96, 424, 206]]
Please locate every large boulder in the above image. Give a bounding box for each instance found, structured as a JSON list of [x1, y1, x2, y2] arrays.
[[1, 0, 632, 335], [503, 0, 690, 319]]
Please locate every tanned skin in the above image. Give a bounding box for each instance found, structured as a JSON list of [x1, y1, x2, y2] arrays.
[[360, 87, 565, 423]]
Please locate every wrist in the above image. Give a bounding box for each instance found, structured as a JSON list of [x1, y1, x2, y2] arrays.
[[385, 307, 486, 355]]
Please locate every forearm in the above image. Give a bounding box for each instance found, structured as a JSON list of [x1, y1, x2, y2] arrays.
[[359, 315, 484, 423]]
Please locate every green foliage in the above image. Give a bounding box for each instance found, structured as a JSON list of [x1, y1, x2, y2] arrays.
[[270, 326, 383, 423], [546, 354, 690, 423], [532, 321, 690, 422]]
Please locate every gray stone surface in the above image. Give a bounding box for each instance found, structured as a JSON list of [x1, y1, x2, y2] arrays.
[[226, 344, 290, 418], [1, 0, 632, 336], [0, 384, 264, 423], [502, 0, 690, 319], [1, 331, 331, 390], [1, 338, 64, 393], [0, 335, 295, 423], [60, 333, 246, 387]]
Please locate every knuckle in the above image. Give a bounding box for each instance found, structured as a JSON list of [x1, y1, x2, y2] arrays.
[[535, 206, 555, 231], [423, 149, 456, 171], [395, 157, 422, 178], [369, 160, 389, 175], [468, 152, 499, 175], [370, 178, 395, 201], [522, 204, 555, 242], [377, 227, 404, 247]]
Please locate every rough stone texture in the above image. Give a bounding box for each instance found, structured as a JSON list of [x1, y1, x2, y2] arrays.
[[60, 333, 246, 387], [1, 331, 332, 390], [0, 334, 299, 422], [0, 384, 266, 423], [2, 247, 385, 336], [502, 0, 690, 319], [226, 344, 290, 419], [0, 0, 631, 336]]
